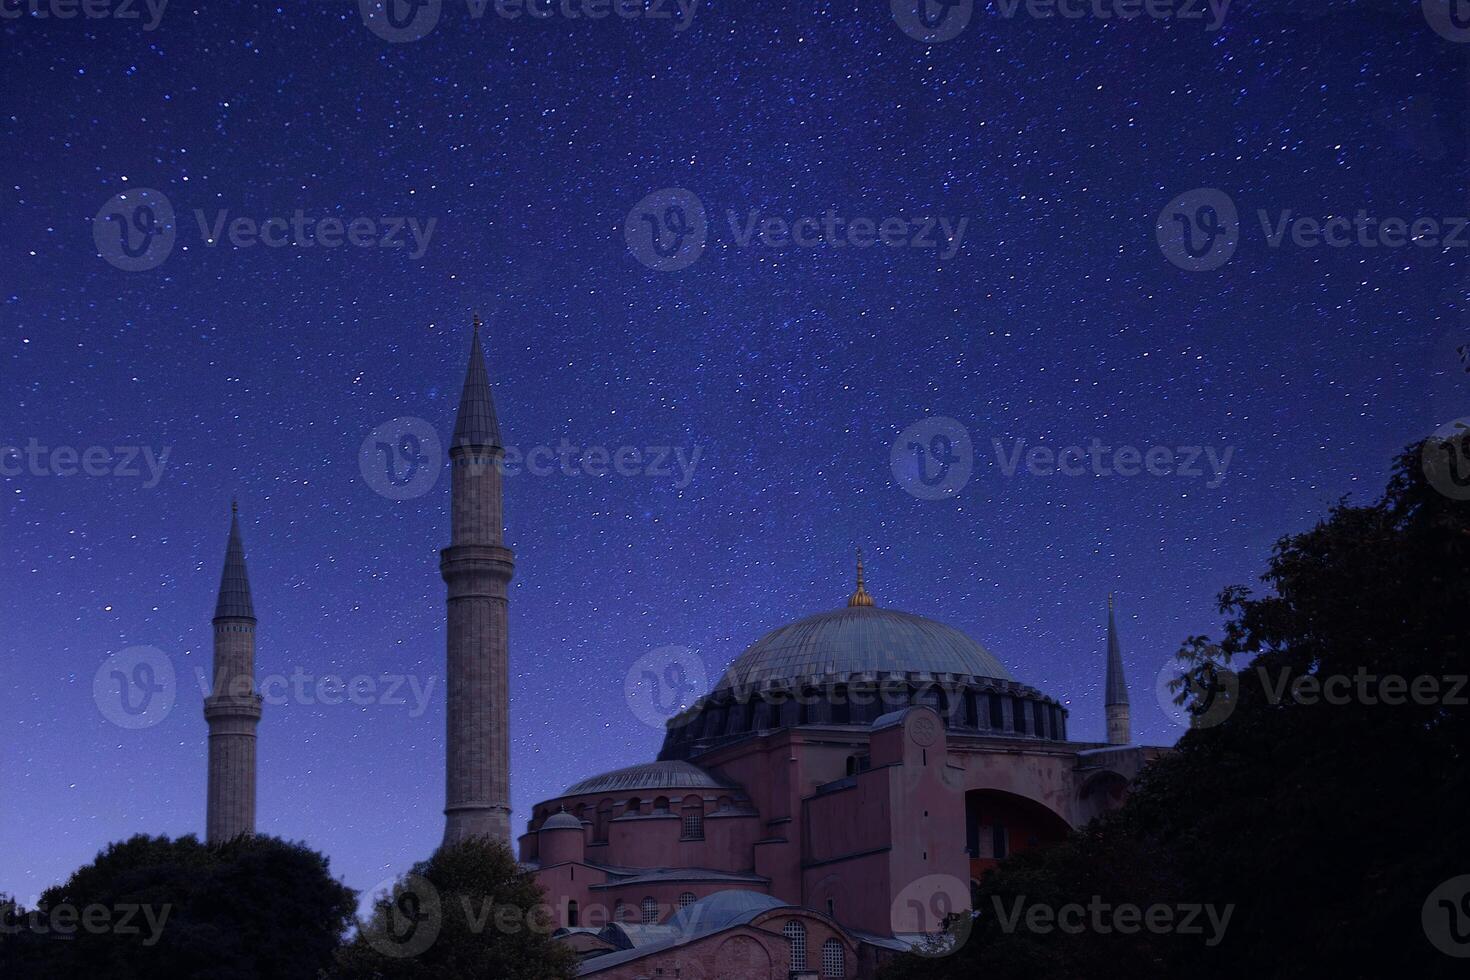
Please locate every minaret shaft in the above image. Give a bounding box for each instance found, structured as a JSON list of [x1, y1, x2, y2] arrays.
[[442, 322, 514, 846], [204, 506, 262, 843], [1105, 594, 1130, 746]]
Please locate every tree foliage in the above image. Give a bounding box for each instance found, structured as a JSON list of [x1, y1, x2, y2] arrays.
[[337, 836, 578, 980], [0, 834, 356, 980]]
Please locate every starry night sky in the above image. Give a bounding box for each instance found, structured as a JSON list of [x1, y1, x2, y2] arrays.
[[2, 0, 1463, 905]]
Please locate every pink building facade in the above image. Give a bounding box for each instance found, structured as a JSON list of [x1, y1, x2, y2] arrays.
[[521, 581, 1163, 977]]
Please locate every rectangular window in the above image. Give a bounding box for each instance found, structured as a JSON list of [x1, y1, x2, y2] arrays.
[[992, 824, 1008, 860]]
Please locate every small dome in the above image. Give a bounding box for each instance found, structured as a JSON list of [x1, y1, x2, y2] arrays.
[[563, 759, 732, 796], [716, 606, 1013, 691], [540, 811, 582, 831]]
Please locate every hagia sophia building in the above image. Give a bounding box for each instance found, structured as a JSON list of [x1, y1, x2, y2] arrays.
[[201, 319, 1165, 979]]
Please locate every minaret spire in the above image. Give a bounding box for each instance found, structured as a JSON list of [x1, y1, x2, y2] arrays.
[[848, 547, 875, 607], [1104, 593, 1130, 745], [442, 315, 515, 845], [204, 502, 263, 843]]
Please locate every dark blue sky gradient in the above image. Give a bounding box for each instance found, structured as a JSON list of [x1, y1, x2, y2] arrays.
[[2, 0, 1462, 904]]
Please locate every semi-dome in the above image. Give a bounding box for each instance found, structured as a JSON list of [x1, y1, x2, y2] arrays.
[[716, 605, 1013, 691], [563, 759, 731, 796]]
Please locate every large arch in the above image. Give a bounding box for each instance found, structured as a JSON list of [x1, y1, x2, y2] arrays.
[[964, 788, 1071, 878]]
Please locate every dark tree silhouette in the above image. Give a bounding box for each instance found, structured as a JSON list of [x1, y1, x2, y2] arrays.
[[882, 439, 1470, 980], [0, 834, 356, 980], [337, 836, 578, 980]]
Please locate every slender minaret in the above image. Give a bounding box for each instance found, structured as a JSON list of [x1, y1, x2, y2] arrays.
[[204, 501, 263, 843], [1104, 593, 1130, 745], [441, 315, 515, 845]]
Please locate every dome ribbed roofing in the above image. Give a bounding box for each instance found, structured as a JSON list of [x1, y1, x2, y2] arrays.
[[669, 890, 788, 937], [563, 760, 731, 796], [715, 605, 1013, 691]]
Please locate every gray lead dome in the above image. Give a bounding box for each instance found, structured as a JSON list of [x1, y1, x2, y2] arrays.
[[715, 605, 1014, 691]]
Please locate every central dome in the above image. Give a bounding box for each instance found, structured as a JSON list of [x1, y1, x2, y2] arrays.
[[715, 605, 1013, 691]]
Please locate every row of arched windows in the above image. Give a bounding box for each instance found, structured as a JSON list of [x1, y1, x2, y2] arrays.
[[608, 893, 699, 926], [781, 920, 845, 977]]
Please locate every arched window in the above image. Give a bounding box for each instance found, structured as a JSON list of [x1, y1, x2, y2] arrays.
[[640, 897, 658, 924], [678, 892, 696, 910], [566, 900, 579, 927], [782, 920, 807, 972], [595, 799, 613, 842], [652, 796, 670, 814], [614, 901, 630, 922], [681, 798, 705, 840], [822, 938, 845, 977], [625, 797, 641, 817]]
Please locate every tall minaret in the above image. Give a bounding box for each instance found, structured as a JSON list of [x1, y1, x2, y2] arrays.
[[1104, 593, 1130, 745], [441, 315, 515, 846], [204, 501, 263, 843]]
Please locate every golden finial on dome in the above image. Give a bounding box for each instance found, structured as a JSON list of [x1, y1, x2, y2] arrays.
[[848, 547, 875, 607]]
